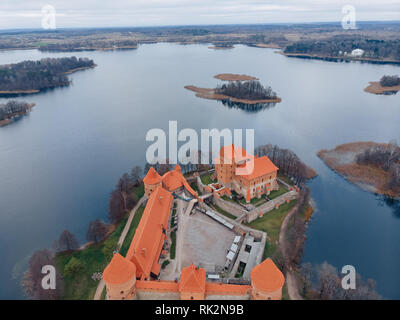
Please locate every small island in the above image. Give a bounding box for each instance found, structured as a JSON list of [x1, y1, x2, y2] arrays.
[[0, 100, 35, 127], [0, 56, 96, 96], [364, 75, 400, 95], [318, 141, 400, 197], [214, 73, 259, 81], [185, 75, 282, 110]]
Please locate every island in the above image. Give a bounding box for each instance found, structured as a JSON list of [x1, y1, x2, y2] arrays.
[[318, 141, 400, 197], [364, 75, 400, 95], [0, 57, 96, 96], [185, 75, 282, 111], [214, 73, 259, 81], [0, 100, 35, 127]]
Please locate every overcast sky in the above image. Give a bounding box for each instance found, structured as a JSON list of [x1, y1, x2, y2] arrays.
[[0, 0, 399, 29]]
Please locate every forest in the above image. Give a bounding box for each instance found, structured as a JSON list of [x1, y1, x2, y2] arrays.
[[38, 40, 138, 52], [284, 36, 400, 61], [380, 75, 400, 87], [254, 144, 315, 185], [0, 56, 95, 92], [356, 141, 400, 194], [0, 100, 33, 121], [215, 80, 277, 100]]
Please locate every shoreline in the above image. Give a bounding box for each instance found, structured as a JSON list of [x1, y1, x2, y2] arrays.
[[318, 141, 399, 198], [0, 64, 97, 96], [0, 103, 36, 127], [364, 81, 400, 95], [280, 51, 400, 65], [184, 85, 282, 104]]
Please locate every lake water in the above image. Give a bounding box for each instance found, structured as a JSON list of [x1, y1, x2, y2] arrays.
[[0, 43, 399, 299]]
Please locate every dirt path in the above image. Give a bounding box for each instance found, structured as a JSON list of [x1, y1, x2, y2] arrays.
[[93, 196, 147, 300], [279, 203, 303, 300]]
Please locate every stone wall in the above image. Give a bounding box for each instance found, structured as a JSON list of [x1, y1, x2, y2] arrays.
[[213, 197, 248, 218]]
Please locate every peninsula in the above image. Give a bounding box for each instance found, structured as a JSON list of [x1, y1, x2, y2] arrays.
[[318, 142, 400, 197], [0, 57, 96, 95], [0, 101, 35, 127]]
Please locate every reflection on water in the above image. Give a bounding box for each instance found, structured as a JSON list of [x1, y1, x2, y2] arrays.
[[220, 99, 277, 112], [377, 195, 400, 218]]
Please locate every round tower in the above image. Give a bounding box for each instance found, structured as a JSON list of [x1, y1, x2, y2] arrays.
[[103, 253, 137, 300], [250, 258, 285, 300], [143, 167, 162, 197]]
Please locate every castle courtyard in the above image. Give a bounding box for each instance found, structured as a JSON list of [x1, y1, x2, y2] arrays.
[[180, 211, 236, 271]]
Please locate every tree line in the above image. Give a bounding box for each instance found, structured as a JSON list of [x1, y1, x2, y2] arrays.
[[215, 80, 277, 100], [380, 75, 400, 87], [299, 261, 381, 300], [0, 100, 33, 121], [0, 56, 95, 92], [38, 40, 138, 52], [254, 144, 313, 185], [356, 140, 400, 194], [284, 36, 400, 60]]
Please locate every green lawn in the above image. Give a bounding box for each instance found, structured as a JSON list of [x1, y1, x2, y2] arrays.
[[55, 198, 146, 300], [132, 183, 145, 199], [200, 173, 216, 185], [170, 231, 176, 259], [55, 215, 128, 300], [278, 174, 293, 186], [210, 204, 237, 220], [268, 185, 288, 200], [190, 182, 202, 195], [246, 201, 297, 258], [119, 205, 145, 256], [239, 196, 267, 206]]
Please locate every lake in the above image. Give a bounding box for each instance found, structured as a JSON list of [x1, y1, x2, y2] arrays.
[[0, 43, 399, 299]]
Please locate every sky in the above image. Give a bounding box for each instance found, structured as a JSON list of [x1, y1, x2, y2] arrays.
[[0, 0, 399, 29]]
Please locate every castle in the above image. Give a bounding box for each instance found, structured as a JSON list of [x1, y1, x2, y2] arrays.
[[215, 145, 279, 203], [102, 146, 285, 300]]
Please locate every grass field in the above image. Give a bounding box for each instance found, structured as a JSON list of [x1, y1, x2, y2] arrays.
[[55, 216, 127, 300], [119, 205, 145, 256], [268, 185, 288, 200], [245, 200, 297, 258], [170, 231, 176, 259], [55, 195, 145, 300], [200, 173, 216, 185]]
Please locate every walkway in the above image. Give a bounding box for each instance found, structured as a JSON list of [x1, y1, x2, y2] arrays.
[[279, 202, 303, 300], [93, 196, 147, 300]]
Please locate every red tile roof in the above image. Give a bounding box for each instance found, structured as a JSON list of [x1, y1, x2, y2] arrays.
[[179, 265, 206, 293], [238, 156, 278, 180], [126, 186, 173, 279], [143, 167, 162, 185], [251, 258, 285, 292], [103, 253, 136, 285]]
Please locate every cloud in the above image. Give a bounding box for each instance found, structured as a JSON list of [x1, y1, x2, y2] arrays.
[[0, 0, 398, 29]]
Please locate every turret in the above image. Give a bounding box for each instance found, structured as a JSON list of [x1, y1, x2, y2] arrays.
[[250, 258, 285, 300], [143, 167, 162, 197], [103, 253, 137, 300]]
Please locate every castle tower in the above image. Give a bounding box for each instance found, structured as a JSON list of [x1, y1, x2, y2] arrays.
[[143, 167, 162, 197], [250, 258, 285, 300], [103, 253, 137, 300], [179, 265, 206, 300]]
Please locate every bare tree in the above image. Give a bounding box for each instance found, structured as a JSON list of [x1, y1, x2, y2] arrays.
[[54, 230, 80, 252], [86, 219, 108, 243], [21, 249, 64, 300]]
